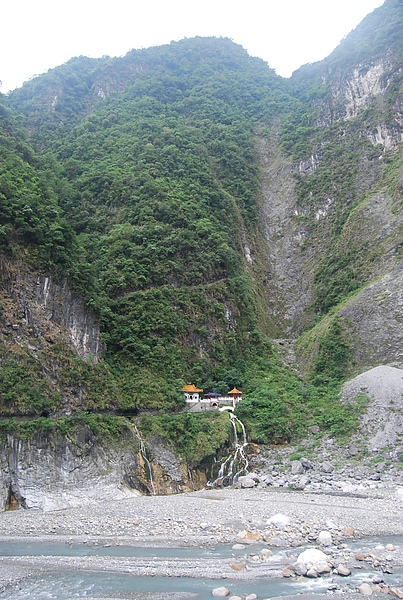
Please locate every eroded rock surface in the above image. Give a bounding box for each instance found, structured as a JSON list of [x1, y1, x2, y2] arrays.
[[0, 257, 101, 361]]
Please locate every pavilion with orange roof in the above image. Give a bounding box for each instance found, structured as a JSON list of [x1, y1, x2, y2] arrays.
[[182, 384, 203, 403]]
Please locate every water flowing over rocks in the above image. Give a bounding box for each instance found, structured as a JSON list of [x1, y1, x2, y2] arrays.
[[1, 364, 403, 597], [2, 363, 403, 521]]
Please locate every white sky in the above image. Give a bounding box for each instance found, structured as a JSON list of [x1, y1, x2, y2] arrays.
[[1, 0, 384, 94]]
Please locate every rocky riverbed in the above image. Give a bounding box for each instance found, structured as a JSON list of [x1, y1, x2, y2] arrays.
[[1, 485, 403, 599]]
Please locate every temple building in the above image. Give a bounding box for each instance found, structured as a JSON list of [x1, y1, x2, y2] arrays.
[[183, 384, 243, 412], [182, 384, 203, 403]]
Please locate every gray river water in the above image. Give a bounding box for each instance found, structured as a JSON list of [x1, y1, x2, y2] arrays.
[[0, 568, 332, 600], [2, 538, 403, 599]]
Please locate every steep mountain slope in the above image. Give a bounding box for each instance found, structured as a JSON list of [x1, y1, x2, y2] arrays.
[[282, 0, 403, 373], [0, 0, 402, 504], [7, 37, 304, 411], [0, 94, 119, 418]]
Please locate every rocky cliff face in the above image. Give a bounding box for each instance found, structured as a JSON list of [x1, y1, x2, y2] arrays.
[[0, 256, 209, 504], [0, 257, 101, 362], [0, 428, 141, 511], [256, 130, 314, 335], [260, 12, 403, 375], [340, 263, 403, 370], [328, 58, 403, 148], [0, 426, 204, 511]]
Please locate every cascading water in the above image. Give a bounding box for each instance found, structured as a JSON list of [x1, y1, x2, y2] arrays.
[[208, 412, 249, 487], [133, 424, 156, 495], [231, 413, 249, 482]]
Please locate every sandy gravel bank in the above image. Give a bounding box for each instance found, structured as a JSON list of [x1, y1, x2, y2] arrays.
[[1, 487, 402, 544], [1, 486, 403, 598]]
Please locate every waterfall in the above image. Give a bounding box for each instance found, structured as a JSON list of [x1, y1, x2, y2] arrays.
[[208, 412, 249, 487], [133, 425, 155, 495], [231, 414, 249, 483]]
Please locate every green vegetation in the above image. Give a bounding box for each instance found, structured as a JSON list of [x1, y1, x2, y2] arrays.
[[140, 411, 230, 465], [5, 37, 299, 417], [0, 95, 76, 270], [0, 327, 127, 416], [2, 0, 402, 451], [0, 345, 61, 415], [0, 414, 130, 441]]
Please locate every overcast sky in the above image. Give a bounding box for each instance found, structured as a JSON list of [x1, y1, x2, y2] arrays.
[[1, 0, 384, 94]]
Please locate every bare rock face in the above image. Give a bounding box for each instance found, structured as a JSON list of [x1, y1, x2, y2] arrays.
[[340, 264, 403, 371], [256, 130, 314, 336], [146, 434, 207, 494], [0, 426, 202, 511], [0, 427, 141, 511], [0, 257, 101, 361], [313, 56, 403, 148], [332, 61, 393, 123]]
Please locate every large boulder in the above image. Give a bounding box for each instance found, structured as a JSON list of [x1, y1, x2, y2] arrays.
[[297, 548, 330, 570]]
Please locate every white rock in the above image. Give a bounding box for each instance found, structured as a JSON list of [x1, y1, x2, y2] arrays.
[[317, 562, 331, 574], [250, 555, 261, 562], [318, 530, 333, 546], [396, 487, 403, 500], [212, 587, 230, 597], [325, 519, 338, 529], [245, 595, 258, 600], [297, 475, 310, 487], [358, 583, 373, 596], [232, 543, 245, 550], [297, 548, 329, 569], [238, 476, 257, 489], [321, 461, 334, 473], [293, 561, 307, 576], [291, 460, 304, 475], [267, 513, 290, 528], [337, 563, 351, 576]]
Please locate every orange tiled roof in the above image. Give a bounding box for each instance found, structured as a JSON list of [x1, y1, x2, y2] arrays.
[[183, 384, 203, 393], [228, 387, 242, 395]]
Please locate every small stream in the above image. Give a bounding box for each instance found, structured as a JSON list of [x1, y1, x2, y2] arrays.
[[2, 538, 403, 599]]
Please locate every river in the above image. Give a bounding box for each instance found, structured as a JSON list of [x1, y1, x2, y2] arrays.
[[2, 538, 403, 599]]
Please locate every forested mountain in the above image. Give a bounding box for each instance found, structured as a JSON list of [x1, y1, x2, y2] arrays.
[[0, 0, 402, 479]]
